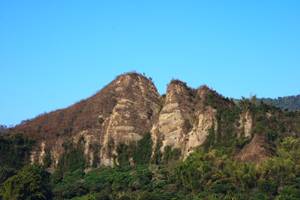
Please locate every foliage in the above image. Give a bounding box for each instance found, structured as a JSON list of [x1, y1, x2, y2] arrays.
[[204, 93, 241, 154], [43, 149, 52, 168], [116, 143, 132, 166], [52, 169, 86, 199], [163, 146, 181, 164], [0, 167, 15, 187], [1, 136, 299, 200], [2, 98, 300, 200], [133, 133, 152, 165], [0, 134, 34, 169], [261, 95, 300, 111], [90, 143, 100, 168], [0, 165, 52, 200], [151, 138, 163, 165], [173, 137, 300, 199], [52, 140, 86, 183], [116, 133, 153, 167]]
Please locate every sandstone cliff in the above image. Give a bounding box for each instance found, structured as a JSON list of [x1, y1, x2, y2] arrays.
[[12, 72, 283, 168], [14, 73, 161, 167]]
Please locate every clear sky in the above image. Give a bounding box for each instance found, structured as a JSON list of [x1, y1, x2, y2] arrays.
[[1, 0, 300, 126]]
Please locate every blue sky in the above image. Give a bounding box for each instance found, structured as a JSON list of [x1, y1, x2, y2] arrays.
[[1, 0, 300, 125]]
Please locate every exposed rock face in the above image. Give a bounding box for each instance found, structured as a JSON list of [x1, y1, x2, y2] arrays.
[[99, 74, 161, 166], [14, 73, 161, 167], [151, 82, 218, 158], [73, 130, 99, 167], [30, 141, 46, 165], [238, 111, 253, 138], [151, 81, 195, 153], [11, 73, 275, 167], [184, 106, 218, 157], [235, 134, 272, 164]]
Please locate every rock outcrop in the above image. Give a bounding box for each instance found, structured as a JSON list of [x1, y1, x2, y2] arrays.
[[151, 82, 219, 159], [151, 80, 195, 156], [99, 74, 161, 165], [238, 111, 253, 138], [10, 73, 274, 167], [13, 73, 161, 167]]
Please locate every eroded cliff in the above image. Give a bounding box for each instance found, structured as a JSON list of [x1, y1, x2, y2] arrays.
[[12, 73, 283, 168]]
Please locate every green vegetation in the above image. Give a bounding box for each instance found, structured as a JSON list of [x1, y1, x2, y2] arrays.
[[0, 134, 34, 169], [133, 133, 152, 165], [1, 134, 300, 200], [262, 95, 300, 111], [0, 165, 52, 200], [1, 101, 300, 199], [22, 136, 297, 200], [151, 137, 163, 165], [204, 92, 242, 154], [51, 140, 86, 185], [175, 138, 300, 199], [115, 133, 153, 166], [43, 149, 52, 168], [163, 146, 181, 164]]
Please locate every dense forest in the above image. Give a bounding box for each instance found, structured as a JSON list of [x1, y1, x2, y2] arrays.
[[1, 134, 300, 200], [1, 99, 300, 200]]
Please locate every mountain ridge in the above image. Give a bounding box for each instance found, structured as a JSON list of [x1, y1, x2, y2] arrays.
[[261, 95, 300, 111], [6, 72, 300, 169]]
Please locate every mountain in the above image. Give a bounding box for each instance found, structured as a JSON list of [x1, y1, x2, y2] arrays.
[[261, 95, 300, 111], [7, 72, 300, 169], [2, 72, 300, 200], [13, 73, 161, 167]]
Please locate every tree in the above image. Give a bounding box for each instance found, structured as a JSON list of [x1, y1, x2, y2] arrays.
[[0, 134, 34, 169], [0, 167, 15, 186], [0, 165, 52, 200], [133, 133, 153, 165]]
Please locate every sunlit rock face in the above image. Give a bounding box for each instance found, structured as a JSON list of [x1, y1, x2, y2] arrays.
[[151, 82, 218, 158], [15, 73, 161, 167], [12, 72, 273, 168], [99, 74, 161, 166], [151, 80, 195, 152], [238, 111, 253, 138], [18, 75, 224, 167], [183, 106, 218, 157]]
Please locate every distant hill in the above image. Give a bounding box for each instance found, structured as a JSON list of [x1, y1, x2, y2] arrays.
[[0, 125, 7, 134], [261, 95, 300, 111]]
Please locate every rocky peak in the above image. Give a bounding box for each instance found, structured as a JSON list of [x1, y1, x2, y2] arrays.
[[197, 85, 211, 97], [14, 72, 161, 167], [10, 73, 278, 168], [100, 73, 161, 165], [151, 80, 218, 159], [113, 72, 158, 94], [151, 80, 195, 153], [166, 80, 195, 105]]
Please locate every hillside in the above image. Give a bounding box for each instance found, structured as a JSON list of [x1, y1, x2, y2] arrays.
[[261, 95, 300, 111], [1, 72, 300, 200], [0, 125, 7, 134]]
